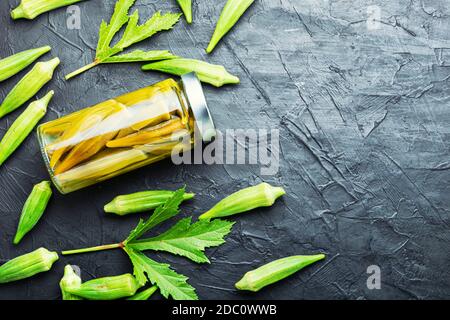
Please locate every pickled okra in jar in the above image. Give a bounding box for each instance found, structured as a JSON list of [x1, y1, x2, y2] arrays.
[[37, 73, 215, 194]]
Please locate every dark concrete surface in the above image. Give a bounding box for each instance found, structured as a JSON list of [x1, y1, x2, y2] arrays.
[[0, 0, 449, 300]]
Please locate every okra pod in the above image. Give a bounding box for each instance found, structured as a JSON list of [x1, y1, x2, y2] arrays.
[[0, 247, 59, 284], [0, 46, 51, 82], [14, 180, 53, 244], [104, 190, 195, 216], [54, 130, 118, 175], [47, 99, 120, 168], [235, 254, 326, 292], [53, 101, 130, 175], [60, 265, 83, 300], [106, 117, 186, 148], [136, 129, 192, 156], [176, 0, 192, 23], [130, 111, 171, 132], [129, 91, 172, 131], [65, 273, 140, 300], [53, 149, 149, 194], [0, 57, 59, 119], [142, 58, 240, 87], [11, 0, 86, 20], [127, 285, 158, 300], [206, 0, 255, 53], [0, 91, 53, 167], [198, 182, 285, 220]]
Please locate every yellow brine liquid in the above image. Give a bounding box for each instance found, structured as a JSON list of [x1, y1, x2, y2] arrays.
[[38, 78, 195, 194]]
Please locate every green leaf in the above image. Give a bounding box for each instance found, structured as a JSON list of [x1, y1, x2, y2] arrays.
[[125, 247, 198, 300], [116, 11, 181, 51], [125, 187, 186, 243], [128, 218, 234, 263], [66, 1, 181, 79], [96, 0, 136, 59], [102, 49, 177, 63]]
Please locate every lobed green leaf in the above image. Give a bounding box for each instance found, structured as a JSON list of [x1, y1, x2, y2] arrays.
[[67, 1, 181, 78], [128, 218, 234, 263], [125, 247, 198, 300], [115, 11, 181, 51], [125, 187, 186, 243], [96, 0, 136, 59]]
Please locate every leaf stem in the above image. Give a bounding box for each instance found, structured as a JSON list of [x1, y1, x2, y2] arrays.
[[61, 242, 123, 255], [65, 61, 99, 80]]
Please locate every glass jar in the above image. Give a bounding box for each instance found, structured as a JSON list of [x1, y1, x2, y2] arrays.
[[37, 73, 215, 194]]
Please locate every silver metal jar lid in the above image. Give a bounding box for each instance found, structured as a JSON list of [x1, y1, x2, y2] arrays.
[[181, 73, 216, 143]]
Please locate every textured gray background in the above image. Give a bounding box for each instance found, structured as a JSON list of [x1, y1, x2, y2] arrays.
[[0, 0, 449, 300]]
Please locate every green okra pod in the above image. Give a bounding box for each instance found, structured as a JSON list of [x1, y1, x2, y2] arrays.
[[176, 0, 192, 23], [104, 190, 195, 216], [0, 247, 59, 284], [14, 181, 53, 244], [0, 57, 59, 119], [11, 0, 86, 20], [65, 273, 140, 300], [0, 46, 51, 82], [198, 182, 285, 220], [142, 58, 239, 87], [0, 91, 54, 167], [206, 0, 255, 53], [235, 254, 326, 292], [127, 285, 158, 300], [60, 265, 83, 300]]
